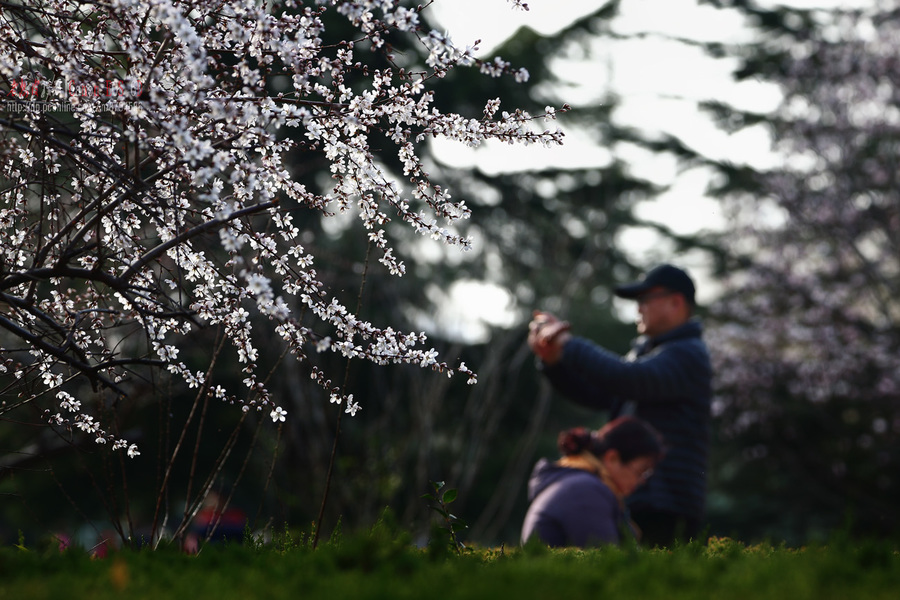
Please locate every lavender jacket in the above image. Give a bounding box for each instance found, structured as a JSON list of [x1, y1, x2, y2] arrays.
[[521, 459, 623, 547]]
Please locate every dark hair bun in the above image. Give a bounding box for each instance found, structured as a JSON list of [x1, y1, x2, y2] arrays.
[[556, 417, 665, 462], [557, 427, 592, 456]]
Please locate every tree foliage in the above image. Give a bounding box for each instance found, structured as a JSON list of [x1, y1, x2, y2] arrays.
[[0, 0, 564, 543], [707, 1, 900, 541], [0, 0, 567, 452]]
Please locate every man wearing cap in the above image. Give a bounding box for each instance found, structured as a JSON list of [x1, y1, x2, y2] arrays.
[[527, 264, 711, 547]]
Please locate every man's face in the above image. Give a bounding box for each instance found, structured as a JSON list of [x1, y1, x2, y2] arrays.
[[635, 286, 677, 337]]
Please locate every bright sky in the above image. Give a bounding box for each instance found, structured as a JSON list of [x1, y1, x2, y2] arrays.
[[429, 0, 780, 192], [421, 0, 873, 340]]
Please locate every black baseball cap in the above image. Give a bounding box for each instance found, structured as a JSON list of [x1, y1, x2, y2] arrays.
[[614, 264, 696, 306]]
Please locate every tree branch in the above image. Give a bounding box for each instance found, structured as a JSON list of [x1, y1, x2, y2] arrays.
[[116, 200, 279, 284]]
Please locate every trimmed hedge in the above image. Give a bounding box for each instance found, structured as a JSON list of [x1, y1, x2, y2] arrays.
[[2, 531, 898, 600]]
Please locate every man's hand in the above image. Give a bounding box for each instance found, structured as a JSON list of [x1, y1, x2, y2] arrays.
[[528, 310, 571, 365]]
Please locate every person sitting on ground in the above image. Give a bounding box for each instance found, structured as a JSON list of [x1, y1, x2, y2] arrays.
[[521, 417, 664, 548]]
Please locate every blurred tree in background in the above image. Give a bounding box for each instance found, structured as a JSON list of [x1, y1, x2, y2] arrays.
[[704, 0, 900, 543]]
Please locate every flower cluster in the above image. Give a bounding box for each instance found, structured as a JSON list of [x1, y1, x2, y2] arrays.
[[0, 0, 560, 455]]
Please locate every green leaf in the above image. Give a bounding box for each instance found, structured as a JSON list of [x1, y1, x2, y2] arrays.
[[441, 488, 458, 504]]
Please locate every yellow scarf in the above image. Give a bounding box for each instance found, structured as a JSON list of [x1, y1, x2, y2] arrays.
[[557, 452, 625, 503]]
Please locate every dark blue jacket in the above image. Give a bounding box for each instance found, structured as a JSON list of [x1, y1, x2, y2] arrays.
[[541, 319, 711, 521], [521, 459, 623, 547]]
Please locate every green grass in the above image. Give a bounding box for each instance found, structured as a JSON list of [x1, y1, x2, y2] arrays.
[[1, 531, 898, 600]]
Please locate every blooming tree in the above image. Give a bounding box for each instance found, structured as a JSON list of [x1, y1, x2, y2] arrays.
[[0, 0, 563, 461], [708, 5, 900, 538]]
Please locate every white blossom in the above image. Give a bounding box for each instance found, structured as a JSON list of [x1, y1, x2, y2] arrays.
[[345, 400, 361, 416], [0, 0, 563, 451], [270, 406, 287, 422]]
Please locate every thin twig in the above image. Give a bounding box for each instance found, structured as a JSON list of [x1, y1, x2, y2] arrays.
[[312, 239, 373, 549]]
